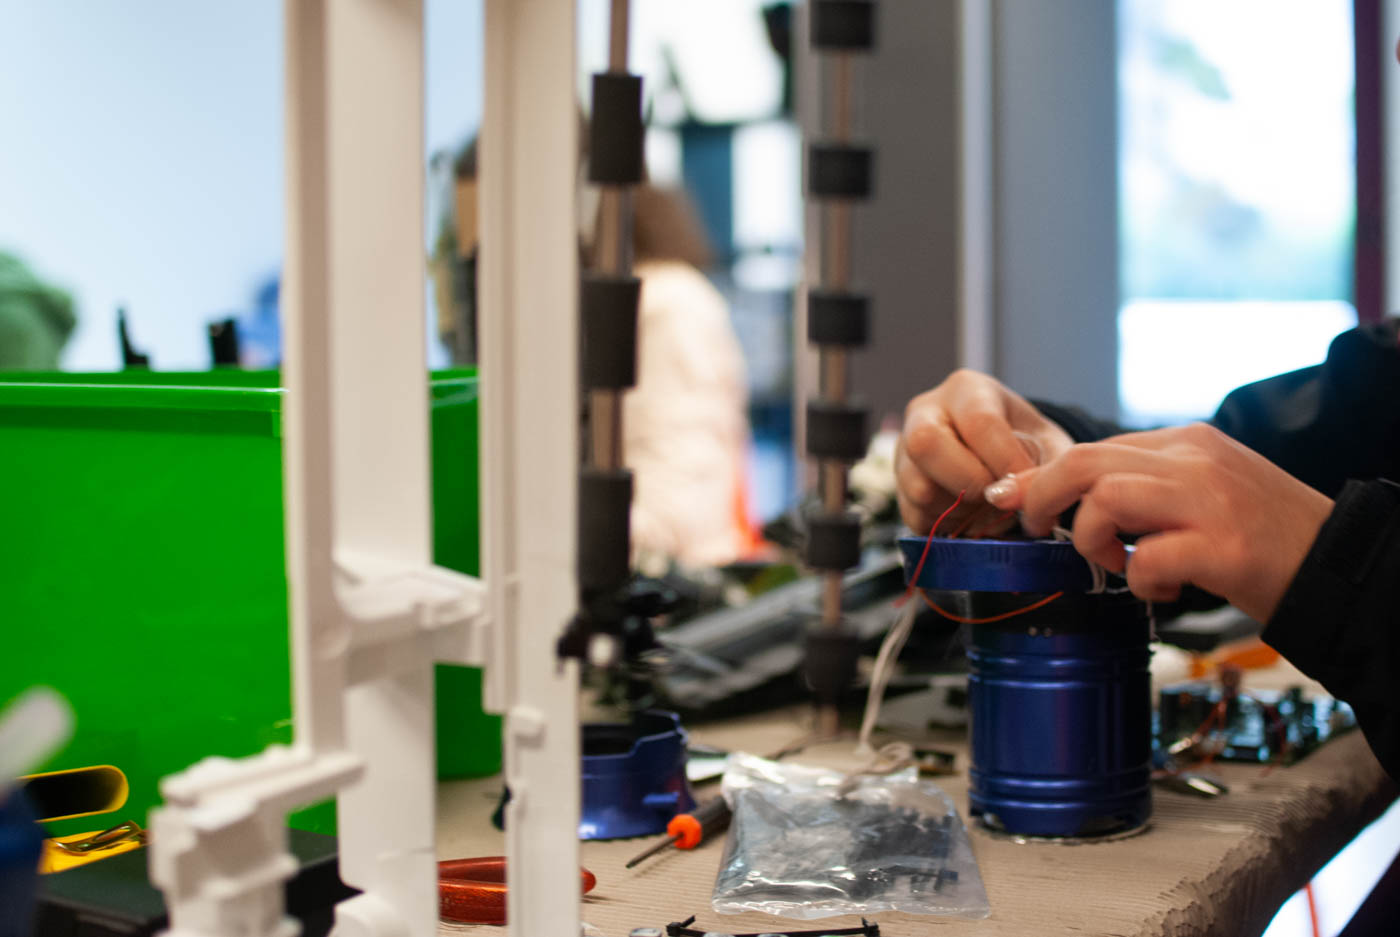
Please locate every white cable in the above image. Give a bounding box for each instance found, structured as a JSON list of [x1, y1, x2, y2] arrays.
[[837, 740, 917, 796], [856, 598, 920, 755], [1051, 524, 1131, 595]]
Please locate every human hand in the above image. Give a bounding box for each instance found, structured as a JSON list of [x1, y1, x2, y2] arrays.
[[896, 369, 1074, 534], [983, 423, 1334, 622]]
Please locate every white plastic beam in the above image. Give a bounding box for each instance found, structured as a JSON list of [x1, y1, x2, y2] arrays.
[[282, 0, 343, 758], [480, 2, 583, 937], [317, 0, 437, 931]]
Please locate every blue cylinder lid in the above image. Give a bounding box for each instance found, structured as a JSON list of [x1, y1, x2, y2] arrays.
[[898, 535, 1097, 593]]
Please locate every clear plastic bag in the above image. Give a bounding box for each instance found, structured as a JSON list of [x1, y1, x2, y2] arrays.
[[711, 753, 990, 920]]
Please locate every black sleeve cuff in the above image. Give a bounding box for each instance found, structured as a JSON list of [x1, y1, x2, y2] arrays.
[[1029, 399, 1124, 444], [1263, 478, 1400, 704]]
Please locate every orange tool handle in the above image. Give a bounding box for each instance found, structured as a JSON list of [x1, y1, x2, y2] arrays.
[[664, 797, 731, 850]]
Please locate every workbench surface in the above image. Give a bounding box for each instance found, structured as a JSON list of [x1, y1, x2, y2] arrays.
[[436, 665, 1396, 937]]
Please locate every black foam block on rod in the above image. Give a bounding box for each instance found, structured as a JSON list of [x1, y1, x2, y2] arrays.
[[578, 468, 632, 591], [808, 144, 874, 199], [807, 511, 863, 571], [808, 290, 869, 347], [804, 628, 861, 701], [811, 0, 876, 51], [581, 274, 640, 389], [806, 400, 868, 461], [589, 73, 645, 185]]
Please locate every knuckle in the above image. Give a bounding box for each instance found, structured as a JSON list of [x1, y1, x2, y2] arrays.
[[1184, 421, 1222, 449], [902, 471, 935, 507], [902, 421, 941, 461], [902, 390, 931, 425], [1061, 444, 1095, 474], [1089, 475, 1127, 510], [957, 408, 998, 441]]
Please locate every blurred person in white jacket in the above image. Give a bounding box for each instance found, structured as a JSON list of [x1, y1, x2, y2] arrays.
[[624, 185, 756, 569]]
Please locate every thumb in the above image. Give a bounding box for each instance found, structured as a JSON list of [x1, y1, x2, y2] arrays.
[[983, 468, 1037, 511]]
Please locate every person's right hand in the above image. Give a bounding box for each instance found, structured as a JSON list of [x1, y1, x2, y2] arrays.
[[896, 369, 1074, 534]]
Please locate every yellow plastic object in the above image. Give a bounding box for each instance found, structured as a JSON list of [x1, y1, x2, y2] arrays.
[[20, 764, 128, 824]]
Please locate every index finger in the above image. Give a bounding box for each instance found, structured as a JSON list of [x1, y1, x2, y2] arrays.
[[1018, 443, 1172, 535]]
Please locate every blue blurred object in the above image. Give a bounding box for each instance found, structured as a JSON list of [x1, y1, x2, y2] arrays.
[[963, 593, 1153, 837], [579, 710, 697, 840], [234, 274, 282, 367], [0, 791, 42, 937], [898, 535, 1097, 593]]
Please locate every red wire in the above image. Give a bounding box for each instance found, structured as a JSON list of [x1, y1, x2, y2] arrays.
[[1305, 881, 1321, 937], [1257, 701, 1291, 776], [896, 489, 965, 607], [901, 494, 1054, 622], [920, 589, 1064, 624]]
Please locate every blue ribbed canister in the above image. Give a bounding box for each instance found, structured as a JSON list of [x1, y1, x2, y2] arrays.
[[964, 591, 1152, 837]]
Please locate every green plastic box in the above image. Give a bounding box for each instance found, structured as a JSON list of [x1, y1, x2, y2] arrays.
[[0, 369, 501, 836]]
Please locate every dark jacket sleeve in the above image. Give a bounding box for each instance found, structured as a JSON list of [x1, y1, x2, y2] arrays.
[[1030, 399, 1125, 444], [1262, 479, 1400, 780], [1211, 320, 1400, 497], [1212, 324, 1400, 778]]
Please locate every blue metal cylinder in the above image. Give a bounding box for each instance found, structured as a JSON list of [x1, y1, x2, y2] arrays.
[[964, 592, 1152, 837]]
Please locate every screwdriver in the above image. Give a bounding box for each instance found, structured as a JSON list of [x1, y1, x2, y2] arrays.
[[625, 797, 732, 868]]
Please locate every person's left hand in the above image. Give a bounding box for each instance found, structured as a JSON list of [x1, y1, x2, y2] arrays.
[[982, 423, 1334, 622]]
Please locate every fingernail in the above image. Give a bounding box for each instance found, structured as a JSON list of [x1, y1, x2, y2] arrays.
[[984, 476, 1017, 507]]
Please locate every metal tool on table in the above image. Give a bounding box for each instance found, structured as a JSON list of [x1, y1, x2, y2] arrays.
[[624, 796, 732, 868]]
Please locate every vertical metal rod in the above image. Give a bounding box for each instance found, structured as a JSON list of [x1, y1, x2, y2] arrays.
[[819, 49, 856, 633], [589, 389, 625, 470], [587, 1, 634, 476], [832, 53, 852, 141], [825, 201, 852, 290], [812, 20, 865, 732], [609, 0, 630, 72], [819, 346, 848, 401]]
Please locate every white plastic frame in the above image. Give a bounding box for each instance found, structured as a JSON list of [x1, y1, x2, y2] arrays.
[[148, 1, 581, 935]]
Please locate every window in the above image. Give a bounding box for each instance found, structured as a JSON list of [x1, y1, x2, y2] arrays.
[[1118, 0, 1357, 426]]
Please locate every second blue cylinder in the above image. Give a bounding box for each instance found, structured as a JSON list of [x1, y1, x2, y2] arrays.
[[964, 592, 1152, 838]]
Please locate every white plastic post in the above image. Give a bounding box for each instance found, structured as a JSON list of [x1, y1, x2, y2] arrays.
[[479, 2, 584, 937], [318, 0, 436, 931]]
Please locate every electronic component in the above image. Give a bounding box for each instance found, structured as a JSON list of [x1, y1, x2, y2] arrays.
[[1155, 682, 1356, 765]]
